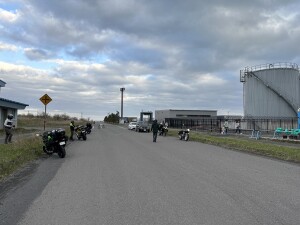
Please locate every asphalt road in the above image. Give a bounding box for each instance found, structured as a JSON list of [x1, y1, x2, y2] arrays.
[[0, 124, 299, 225]]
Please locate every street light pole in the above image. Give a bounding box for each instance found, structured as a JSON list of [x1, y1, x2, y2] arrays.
[[120, 87, 125, 119]]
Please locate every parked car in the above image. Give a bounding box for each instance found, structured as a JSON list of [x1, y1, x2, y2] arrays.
[[135, 121, 150, 132], [128, 122, 137, 130]]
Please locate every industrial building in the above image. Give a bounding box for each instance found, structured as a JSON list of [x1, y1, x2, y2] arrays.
[[155, 109, 217, 123], [240, 62, 300, 118]]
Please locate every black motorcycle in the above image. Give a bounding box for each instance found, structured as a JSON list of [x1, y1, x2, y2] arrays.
[[85, 122, 92, 134], [159, 125, 168, 136], [42, 128, 67, 158], [178, 128, 190, 141], [75, 125, 87, 140]]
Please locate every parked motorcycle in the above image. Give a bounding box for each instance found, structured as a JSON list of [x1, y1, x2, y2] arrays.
[[85, 122, 92, 134], [41, 128, 67, 158], [75, 125, 87, 140], [178, 129, 190, 141], [159, 125, 168, 136]]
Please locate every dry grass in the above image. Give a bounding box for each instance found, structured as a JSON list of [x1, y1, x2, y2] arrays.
[[0, 137, 43, 180]]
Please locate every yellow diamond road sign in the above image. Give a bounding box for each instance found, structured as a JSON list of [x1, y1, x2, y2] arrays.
[[40, 94, 52, 105]]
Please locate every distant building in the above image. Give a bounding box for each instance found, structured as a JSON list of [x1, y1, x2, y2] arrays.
[[0, 80, 28, 128], [155, 109, 217, 123]]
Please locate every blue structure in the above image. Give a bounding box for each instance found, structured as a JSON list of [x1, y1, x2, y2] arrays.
[[298, 108, 300, 129]]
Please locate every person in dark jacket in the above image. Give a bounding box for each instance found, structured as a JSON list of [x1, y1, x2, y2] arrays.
[[151, 120, 159, 142], [4, 114, 14, 144], [69, 121, 75, 141]]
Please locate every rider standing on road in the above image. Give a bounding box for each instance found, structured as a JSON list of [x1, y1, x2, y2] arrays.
[[151, 120, 159, 142], [70, 120, 75, 141], [4, 114, 15, 144]]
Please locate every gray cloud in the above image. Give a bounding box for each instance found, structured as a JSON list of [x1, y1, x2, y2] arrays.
[[24, 48, 54, 60]]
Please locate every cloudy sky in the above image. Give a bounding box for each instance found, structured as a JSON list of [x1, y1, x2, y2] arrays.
[[0, 0, 300, 120]]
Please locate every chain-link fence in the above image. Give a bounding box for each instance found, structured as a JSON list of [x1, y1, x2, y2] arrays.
[[165, 117, 299, 135]]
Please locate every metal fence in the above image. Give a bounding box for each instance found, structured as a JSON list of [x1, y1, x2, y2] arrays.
[[165, 117, 299, 134]]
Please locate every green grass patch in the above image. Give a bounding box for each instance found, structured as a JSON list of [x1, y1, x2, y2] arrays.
[[168, 129, 300, 163], [0, 116, 82, 181], [0, 137, 43, 180]]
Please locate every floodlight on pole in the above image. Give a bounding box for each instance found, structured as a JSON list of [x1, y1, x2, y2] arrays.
[[120, 87, 125, 119]]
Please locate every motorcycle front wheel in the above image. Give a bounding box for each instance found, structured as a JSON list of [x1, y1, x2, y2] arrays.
[[57, 145, 66, 158], [43, 146, 53, 155], [83, 134, 87, 141]]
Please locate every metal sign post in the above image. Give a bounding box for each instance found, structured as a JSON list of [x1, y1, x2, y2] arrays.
[[39, 94, 52, 130]]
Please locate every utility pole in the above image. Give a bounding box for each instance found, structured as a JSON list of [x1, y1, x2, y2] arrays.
[[120, 87, 125, 119]]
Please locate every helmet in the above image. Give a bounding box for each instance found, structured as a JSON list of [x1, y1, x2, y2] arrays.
[[7, 114, 13, 120]]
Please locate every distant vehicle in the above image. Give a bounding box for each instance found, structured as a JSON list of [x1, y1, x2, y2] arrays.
[[128, 122, 137, 130], [178, 128, 190, 141], [135, 121, 150, 132], [98, 124, 104, 129]]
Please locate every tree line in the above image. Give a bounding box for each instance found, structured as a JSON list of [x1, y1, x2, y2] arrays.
[[103, 111, 120, 123]]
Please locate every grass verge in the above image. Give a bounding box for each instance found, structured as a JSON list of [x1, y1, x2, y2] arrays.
[[168, 129, 300, 163], [17, 117, 70, 129], [0, 137, 43, 180], [0, 116, 85, 181]]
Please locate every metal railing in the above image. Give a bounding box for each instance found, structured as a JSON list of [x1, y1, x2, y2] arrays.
[[242, 62, 299, 73], [240, 62, 299, 83]]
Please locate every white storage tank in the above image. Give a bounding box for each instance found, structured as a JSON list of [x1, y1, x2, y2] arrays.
[[240, 63, 300, 118]]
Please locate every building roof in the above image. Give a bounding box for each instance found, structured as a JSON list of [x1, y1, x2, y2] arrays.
[[0, 97, 29, 109], [0, 80, 6, 87], [158, 109, 218, 112]]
